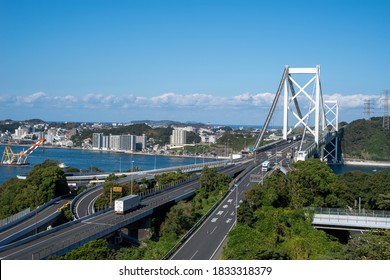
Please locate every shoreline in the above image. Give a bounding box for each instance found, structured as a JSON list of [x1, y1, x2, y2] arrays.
[[0, 143, 226, 160]]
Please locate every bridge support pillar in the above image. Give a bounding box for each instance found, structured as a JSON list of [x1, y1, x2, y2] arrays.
[[322, 133, 340, 164], [124, 216, 153, 241], [322, 100, 340, 164]]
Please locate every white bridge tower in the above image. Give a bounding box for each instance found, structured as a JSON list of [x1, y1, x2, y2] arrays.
[[255, 65, 340, 162]]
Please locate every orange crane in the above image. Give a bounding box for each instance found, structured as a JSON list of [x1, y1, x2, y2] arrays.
[[1, 138, 46, 165]]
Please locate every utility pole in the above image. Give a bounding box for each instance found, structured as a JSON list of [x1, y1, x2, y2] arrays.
[[382, 90, 389, 129], [131, 160, 134, 195], [364, 98, 373, 121]]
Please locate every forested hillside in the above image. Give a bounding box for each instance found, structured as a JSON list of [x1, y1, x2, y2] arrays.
[[222, 159, 390, 260], [340, 117, 390, 161], [0, 160, 69, 219]]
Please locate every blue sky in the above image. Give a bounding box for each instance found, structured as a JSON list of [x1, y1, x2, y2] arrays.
[[0, 0, 389, 125]]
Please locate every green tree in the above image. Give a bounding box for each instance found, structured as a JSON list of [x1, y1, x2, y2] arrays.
[[199, 166, 231, 193], [0, 160, 69, 219], [26, 160, 69, 205], [287, 159, 338, 208], [224, 207, 342, 260], [160, 201, 197, 239], [55, 239, 114, 260], [343, 230, 390, 260]]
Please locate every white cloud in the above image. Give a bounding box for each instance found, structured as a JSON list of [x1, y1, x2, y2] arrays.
[[324, 93, 381, 109], [0, 91, 380, 113], [16, 92, 48, 104]]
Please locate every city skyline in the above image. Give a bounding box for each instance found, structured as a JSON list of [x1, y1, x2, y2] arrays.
[[1, 0, 389, 124]]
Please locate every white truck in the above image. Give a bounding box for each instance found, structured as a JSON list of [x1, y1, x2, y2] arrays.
[[114, 195, 140, 214], [262, 160, 270, 172], [296, 151, 308, 161]]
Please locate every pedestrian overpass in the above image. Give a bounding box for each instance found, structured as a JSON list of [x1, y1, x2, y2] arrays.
[[311, 207, 390, 231]]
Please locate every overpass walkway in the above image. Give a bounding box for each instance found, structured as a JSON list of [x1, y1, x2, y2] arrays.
[[311, 207, 390, 230]]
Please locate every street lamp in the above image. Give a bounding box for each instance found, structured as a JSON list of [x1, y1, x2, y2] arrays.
[[235, 183, 238, 226], [131, 160, 134, 195], [202, 146, 205, 167]]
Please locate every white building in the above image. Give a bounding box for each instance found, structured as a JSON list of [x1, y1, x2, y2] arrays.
[[102, 135, 110, 150], [92, 133, 103, 150], [200, 134, 217, 144], [14, 126, 29, 139], [170, 129, 187, 146], [110, 135, 121, 150], [120, 134, 136, 151]]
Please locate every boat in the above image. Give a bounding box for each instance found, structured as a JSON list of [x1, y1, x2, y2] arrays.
[[0, 138, 46, 166], [58, 162, 68, 169]]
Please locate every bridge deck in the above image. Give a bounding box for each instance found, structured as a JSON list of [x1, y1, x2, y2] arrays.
[[311, 208, 390, 230]]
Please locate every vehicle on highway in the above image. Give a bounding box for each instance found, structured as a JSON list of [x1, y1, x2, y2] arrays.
[[261, 160, 270, 172], [114, 195, 140, 214]]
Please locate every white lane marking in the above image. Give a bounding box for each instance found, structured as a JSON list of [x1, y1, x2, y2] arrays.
[[190, 250, 199, 260], [210, 226, 218, 235]]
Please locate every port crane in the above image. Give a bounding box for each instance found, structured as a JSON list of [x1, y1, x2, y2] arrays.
[[1, 138, 46, 165]]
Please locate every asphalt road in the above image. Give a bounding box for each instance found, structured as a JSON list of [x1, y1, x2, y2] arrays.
[[171, 164, 263, 260], [170, 141, 300, 260], [0, 163, 247, 259], [0, 198, 71, 246], [73, 186, 104, 218]]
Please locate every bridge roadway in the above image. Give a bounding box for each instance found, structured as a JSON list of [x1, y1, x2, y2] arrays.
[[0, 198, 71, 247], [312, 208, 390, 230], [0, 160, 229, 248], [73, 173, 155, 219], [0, 162, 247, 259], [72, 160, 231, 218]]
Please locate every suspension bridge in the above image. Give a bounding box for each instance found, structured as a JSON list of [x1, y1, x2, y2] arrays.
[[255, 65, 340, 164]]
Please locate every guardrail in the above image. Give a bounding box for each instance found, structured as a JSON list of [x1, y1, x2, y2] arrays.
[[0, 196, 69, 234], [309, 207, 390, 217], [147, 160, 229, 175], [0, 208, 30, 228]]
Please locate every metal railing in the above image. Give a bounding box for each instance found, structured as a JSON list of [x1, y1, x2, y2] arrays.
[[309, 207, 390, 218], [309, 207, 390, 229], [0, 208, 30, 228]]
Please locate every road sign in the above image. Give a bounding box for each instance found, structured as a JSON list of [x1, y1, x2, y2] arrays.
[[250, 174, 262, 183], [113, 187, 122, 193]]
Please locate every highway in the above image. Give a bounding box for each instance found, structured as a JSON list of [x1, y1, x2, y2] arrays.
[[73, 186, 104, 218], [170, 140, 300, 260], [170, 164, 263, 260], [0, 140, 304, 259], [0, 162, 247, 259], [0, 198, 71, 247]]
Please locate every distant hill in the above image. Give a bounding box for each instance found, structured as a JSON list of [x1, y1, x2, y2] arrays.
[[132, 120, 206, 127], [340, 117, 390, 161], [0, 119, 47, 133], [24, 119, 47, 124]]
